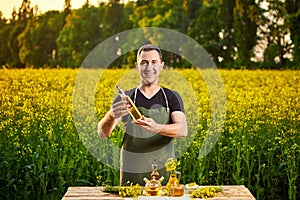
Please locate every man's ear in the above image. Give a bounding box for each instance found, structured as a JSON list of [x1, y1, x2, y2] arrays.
[[135, 62, 138, 70], [161, 62, 165, 70]]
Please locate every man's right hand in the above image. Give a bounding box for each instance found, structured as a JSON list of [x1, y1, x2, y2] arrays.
[[112, 99, 130, 119]]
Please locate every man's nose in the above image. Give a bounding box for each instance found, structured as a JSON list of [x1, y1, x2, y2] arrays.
[[146, 62, 157, 68]]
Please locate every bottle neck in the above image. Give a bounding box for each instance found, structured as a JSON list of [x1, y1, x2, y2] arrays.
[[151, 173, 159, 180]]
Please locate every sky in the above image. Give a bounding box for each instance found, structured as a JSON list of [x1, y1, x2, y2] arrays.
[[0, 0, 104, 19]]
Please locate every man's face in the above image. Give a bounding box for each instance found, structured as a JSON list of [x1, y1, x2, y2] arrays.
[[135, 50, 164, 85]]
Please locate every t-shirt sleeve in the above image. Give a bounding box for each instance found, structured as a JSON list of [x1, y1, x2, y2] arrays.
[[169, 90, 185, 113]]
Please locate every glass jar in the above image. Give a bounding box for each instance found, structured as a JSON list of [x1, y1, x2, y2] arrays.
[[166, 171, 184, 196], [144, 177, 164, 196]]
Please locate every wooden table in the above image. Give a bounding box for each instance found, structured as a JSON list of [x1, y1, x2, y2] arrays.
[[62, 185, 256, 200]]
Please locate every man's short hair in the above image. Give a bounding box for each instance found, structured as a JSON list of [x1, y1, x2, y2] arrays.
[[137, 44, 163, 61]]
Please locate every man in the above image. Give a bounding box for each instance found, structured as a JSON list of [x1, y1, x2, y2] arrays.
[[98, 44, 188, 185]]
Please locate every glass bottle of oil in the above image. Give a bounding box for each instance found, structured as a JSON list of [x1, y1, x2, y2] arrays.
[[151, 161, 160, 180], [143, 161, 164, 196], [116, 85, 142, 121]]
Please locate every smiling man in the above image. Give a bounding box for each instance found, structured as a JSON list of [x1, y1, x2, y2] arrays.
[[97, 44, 188, 185]]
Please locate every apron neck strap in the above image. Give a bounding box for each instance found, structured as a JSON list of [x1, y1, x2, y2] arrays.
[[161, 88, 170, 112], [134, 87, 170, 112]]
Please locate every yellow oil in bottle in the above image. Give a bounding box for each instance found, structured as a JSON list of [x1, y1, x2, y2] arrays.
[[172, 186, 185, 196], [127, 97, 142, 121], [117, 85, 142, 121], [145, 186, 161, 196]]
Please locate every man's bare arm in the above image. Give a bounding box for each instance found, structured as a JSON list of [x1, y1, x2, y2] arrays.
[[98, 109, 120, 138], [134, 111, 188, 138]]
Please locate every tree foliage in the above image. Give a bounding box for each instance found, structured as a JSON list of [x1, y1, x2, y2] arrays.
[[188, 1, 222, 65], [56, 4, 106, 67], [18, 11, 64, 68], [0, 18, 12, 67], [233, 0, 259, 68], [0, 0, 299, 69]]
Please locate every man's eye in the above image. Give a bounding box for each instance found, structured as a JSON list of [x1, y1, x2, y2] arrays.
[[141, 61, 148, 65]]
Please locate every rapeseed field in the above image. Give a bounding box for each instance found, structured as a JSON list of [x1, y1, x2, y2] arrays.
[[0, 69, 299, 199]]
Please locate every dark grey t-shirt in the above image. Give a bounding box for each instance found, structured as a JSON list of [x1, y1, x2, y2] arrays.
[[118, 87, 185, 124]]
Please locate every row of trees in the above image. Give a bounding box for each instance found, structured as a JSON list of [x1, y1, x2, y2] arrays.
[[0, 0, 299, 69]]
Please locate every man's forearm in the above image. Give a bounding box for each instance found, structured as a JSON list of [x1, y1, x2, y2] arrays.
[[156, 122, 188, 138], [98, 109, 115, 138], [157, 112, 188, 138]]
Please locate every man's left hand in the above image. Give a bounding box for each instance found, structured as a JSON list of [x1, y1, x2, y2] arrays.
[[134, 116, 162, 134]]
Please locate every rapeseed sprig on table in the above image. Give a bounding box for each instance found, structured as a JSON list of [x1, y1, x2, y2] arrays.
[[165, 158, 180, 172], [118, 182, 142, 197], [102, 182, 142, 197], [191, 186, 222, 198]]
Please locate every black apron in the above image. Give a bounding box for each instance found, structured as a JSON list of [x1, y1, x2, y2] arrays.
[[120, 88, 174, 186]]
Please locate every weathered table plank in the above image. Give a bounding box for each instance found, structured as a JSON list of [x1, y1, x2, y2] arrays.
[[62, 185, 255, 200]]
